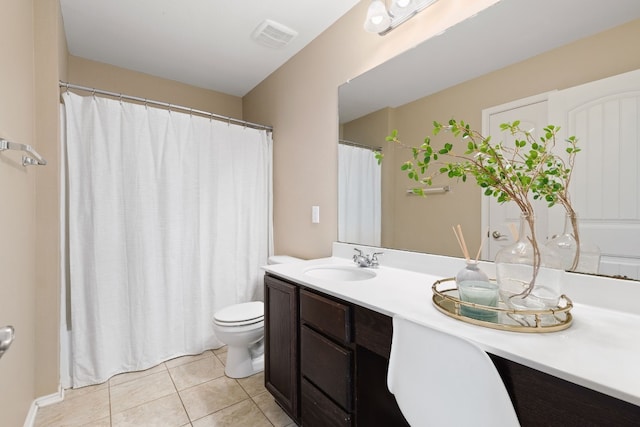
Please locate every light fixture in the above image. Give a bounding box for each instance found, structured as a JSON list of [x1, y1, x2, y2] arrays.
[[364, 0, 439, 35], [363, 0, 392, 33]]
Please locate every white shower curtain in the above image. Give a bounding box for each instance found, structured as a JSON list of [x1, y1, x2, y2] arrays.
[[338, 144, 381, 246], [62, 91, 272, 387]]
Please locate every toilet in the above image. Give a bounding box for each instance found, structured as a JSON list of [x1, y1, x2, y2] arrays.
[[212, 255, 302, 378]]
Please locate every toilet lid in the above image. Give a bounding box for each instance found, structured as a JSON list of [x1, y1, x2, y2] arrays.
[[214, 301, 264, 325]]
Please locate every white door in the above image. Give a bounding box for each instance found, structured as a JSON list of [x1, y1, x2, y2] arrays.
[[482, 93, 554, 261], [549, 69, 640, 279]]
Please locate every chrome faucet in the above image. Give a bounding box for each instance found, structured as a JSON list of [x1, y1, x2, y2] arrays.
[[353, 248, 383, 268]]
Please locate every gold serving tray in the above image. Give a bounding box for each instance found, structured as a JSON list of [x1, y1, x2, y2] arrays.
[[432, 278, 573, 333]]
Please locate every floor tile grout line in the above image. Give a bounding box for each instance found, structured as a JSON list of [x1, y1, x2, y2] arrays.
[[189, 395, 270, 425], [36, 376, 281, 427], [166, 360, 193, 424], [107, 363, 168, 389], [108, 378, 113, 427], [235, 376, 281, 427], [109, 369, 184, 421], [169, 351, 228, 396], [109, 349, 217, 389], [35, 350, 292, 427], [165, 349, 218, 370], [249, 393, 278, 427], [187, 396, 251, 425], [194, 378, 251, 421]]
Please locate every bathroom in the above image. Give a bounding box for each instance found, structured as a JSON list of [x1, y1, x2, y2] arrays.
[[2, 0, 640, 426]]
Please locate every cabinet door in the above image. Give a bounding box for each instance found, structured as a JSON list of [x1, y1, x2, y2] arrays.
[[264, 275, 300, 422]]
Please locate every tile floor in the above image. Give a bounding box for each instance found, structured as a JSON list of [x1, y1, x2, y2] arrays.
[[35, 347, 296, 427]]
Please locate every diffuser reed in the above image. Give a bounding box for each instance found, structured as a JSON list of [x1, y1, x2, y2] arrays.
[[452, 224, 486, 263]]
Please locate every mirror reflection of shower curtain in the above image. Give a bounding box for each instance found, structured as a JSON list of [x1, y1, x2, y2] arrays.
[[338, 144, 381, 246], [61, 91, 272, 387]]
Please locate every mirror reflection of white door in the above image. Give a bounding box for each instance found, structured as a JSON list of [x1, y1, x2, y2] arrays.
[[549, 69, 640, 279], [482, 69, 640, 279], [482, 93, 554, 261]]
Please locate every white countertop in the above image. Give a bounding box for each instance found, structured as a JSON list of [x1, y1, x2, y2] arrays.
[[263, 244, 640, 407]]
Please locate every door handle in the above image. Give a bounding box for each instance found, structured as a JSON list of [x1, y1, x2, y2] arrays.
[[492, 231, 503, 240]]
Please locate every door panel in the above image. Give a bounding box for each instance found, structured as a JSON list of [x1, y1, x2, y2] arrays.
[[549, 69, 640, 278], [482, 94, 552, 261], [483, 69, 640, 279]]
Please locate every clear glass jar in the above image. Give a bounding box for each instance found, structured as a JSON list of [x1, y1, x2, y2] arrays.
[[495, 213, 564, 310], [455, 260, 489, 285], [458, 281, 499, 322], [545, 212, 601, 274], [456, 261, 498, 322]]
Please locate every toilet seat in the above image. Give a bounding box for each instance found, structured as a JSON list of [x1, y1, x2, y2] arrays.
[[214, 301, 264, 327]]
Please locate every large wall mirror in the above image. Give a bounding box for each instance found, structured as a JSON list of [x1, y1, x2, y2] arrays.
[[338, 0, 640, 279]]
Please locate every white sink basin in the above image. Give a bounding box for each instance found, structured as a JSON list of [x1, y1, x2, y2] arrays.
[[303, 265, 377, 281]]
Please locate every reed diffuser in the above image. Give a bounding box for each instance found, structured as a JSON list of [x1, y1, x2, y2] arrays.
[[452, 225, 498, 321]]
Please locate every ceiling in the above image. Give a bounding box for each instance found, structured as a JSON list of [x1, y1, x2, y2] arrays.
[[339, 0, 640, 123], [60, 0, 360, 97]]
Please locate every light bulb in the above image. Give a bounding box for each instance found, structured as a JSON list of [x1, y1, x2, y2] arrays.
[[390, 0, 415, 18], [364, 0, 391, 33]]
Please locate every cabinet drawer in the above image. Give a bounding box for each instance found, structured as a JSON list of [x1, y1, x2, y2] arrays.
[[302, 378, 352, 427], [300, 289, 351, 343], [301, 325, 353, 411]]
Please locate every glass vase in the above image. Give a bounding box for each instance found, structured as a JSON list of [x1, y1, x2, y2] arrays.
[[495, 213, 564, 310], [545, 213, 601, 274]]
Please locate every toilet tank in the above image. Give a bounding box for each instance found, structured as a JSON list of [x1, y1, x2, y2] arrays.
[[268, 255, 303, 265]]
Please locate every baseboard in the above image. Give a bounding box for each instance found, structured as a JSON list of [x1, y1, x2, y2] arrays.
[[23, 385, 64, 427]]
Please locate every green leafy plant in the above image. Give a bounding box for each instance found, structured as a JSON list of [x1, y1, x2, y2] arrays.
[[377, 119, 580, 297], [531, 132, 581, 270]]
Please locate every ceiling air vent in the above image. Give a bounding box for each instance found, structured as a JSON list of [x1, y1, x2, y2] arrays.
[[251, 19, 298, 49]]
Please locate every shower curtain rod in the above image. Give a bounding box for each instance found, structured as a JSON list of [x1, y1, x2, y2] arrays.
[[339, 139, 382, 152], [59, 81, 273, 132]]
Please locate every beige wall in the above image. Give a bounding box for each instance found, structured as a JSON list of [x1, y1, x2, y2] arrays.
[[0, 0, 66, 424], [343, 18, 640, 258], [243, 0, 501, 259], [0, 1, 37, 424], [67, 56, 243, 119], [34, 0, 67, 398]]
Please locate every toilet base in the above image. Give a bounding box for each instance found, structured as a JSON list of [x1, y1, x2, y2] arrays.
[[225, 345, 264, 378], [251, 353, 264, 373]]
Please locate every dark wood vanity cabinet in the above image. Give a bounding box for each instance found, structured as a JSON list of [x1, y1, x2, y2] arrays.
[[265, 273, 640, 427], [264, 274, 407, 426]]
